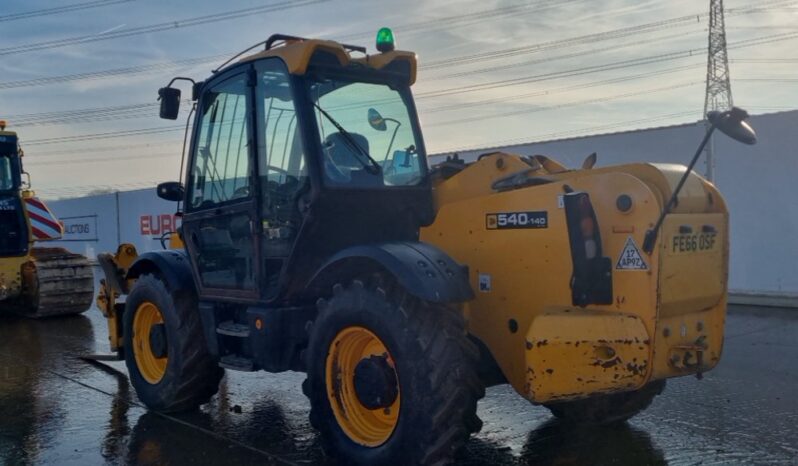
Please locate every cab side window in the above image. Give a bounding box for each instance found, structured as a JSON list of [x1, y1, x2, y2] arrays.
[[0, 157, 12, 191], [189, 74, 251, 210]]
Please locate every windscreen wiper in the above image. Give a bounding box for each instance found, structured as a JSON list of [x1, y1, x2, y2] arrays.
[[313, 102, 382, 175]]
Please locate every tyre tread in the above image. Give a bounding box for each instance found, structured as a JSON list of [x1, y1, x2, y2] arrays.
[[304, 274, 484, 465]]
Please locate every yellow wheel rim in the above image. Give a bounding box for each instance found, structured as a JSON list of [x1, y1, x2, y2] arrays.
[[132, 302, 168, 384], [326, 326, 400, 447]]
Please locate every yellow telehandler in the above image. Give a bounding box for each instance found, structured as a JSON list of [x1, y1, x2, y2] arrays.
[[95, 30, 755, 464], [0, 122, 94, 318]]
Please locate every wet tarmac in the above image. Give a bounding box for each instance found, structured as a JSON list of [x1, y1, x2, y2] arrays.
[[2, 286, 797, 465]]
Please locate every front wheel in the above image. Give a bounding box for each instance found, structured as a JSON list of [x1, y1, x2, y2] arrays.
[[123, 274, 223, 412], [544, 380, 666, 425], [303, 278, 484, 465]]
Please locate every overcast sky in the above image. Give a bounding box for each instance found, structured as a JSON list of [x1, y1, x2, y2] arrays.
[[1, 0, 796, 198]]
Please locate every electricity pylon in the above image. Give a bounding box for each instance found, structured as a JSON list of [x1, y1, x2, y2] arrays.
[[703, 0, 733, 181]]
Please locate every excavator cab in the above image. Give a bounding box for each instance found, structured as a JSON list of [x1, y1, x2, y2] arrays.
[[0, 122, 94, 317], [0, 128, 28, 257]]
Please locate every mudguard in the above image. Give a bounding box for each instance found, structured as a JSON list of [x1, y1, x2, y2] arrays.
[[127, 249, 195, 294], [308, 242, 474, 303]]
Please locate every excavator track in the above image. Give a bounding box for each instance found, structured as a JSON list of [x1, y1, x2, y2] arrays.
[[15, 247, 94, 318]]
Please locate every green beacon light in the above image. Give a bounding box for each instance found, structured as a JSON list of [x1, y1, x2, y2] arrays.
[[376, 27, 395, 53]]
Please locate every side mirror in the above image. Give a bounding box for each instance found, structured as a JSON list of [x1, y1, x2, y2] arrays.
[[643, 105, 756, 254], [157, 181, 184, 202], [158, 87, 181, 120], [708, 107, 757, 145], [368, 108, 387, 131]]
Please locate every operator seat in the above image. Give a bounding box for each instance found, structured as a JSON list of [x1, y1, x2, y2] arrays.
[[323, 132, 366, 181], [323, 132, 383, 187]]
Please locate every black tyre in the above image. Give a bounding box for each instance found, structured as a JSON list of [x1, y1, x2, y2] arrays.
[[544, 380, 666, 425], [123, 274, 223, 412], [303, 278, 484, 465]]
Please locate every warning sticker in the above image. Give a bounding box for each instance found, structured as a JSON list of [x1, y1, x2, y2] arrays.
[[616, 236, 648, 271], [478, 273, 492, 292]]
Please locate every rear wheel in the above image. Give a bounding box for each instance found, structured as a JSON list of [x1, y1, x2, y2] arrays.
[[544, 380, 666, 425], [303, 278, 484, 465], [123, 274, 223, 412]]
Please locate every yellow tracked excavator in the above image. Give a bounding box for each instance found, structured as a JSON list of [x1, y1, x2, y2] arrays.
[[93, 31, 756, 464], [0, 121, 94, 318]]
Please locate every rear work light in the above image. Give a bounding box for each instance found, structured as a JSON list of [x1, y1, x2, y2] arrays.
[[564, 192, 613, 307]]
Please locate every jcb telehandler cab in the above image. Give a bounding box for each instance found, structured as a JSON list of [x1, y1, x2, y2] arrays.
[[96, 31, 755, 465]]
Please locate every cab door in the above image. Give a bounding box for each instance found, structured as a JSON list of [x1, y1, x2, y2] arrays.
[[182, 68, 260, 301], [254, 59, 312, 299]]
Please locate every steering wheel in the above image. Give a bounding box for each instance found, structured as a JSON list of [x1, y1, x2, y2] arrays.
[[265, 165, 291, 177], [231, 185, 250, 199]]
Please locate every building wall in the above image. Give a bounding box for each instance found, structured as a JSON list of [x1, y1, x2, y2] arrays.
[[430, 111, 798, 297], [45, 190, 178, 261]]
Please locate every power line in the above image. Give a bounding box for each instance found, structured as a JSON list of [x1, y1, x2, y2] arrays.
[[5, 101, 192, 127], [0, 0, 782, 93], [417, 50, 705, 99], [3, 55, 701, 127], [428, 29, 703, 80], [427, 81, 703, 127], [27, 141, 180, 157], [22, 126, 183, 146], [1, 61, 701, 130], [10, 4, 798, 153], [0, 1, 595, 90], [21, 80, 702, 155], [0, 54, 228, 90], [9, 30, 798, 134], [0, 0, 327, 56], [0, 0, 134, 23], [423, 64, 703, 114], [423, 16, 703, 71], [12, 32, 796, 145], [431, 111, 699, 155], [417, 29, 798, 100], [737, 77, 798, 82], [336, 0, 590, 41], [37, 180, 164, 199], [421, 0, 797, 71], [731, 58, 798, 63], [25, 152, 175, 167]]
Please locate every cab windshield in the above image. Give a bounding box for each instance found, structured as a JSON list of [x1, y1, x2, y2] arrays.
[[308, 75, 425, 188]]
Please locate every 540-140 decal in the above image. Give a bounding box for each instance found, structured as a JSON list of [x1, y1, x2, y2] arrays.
[[486, 211, 548, 230]]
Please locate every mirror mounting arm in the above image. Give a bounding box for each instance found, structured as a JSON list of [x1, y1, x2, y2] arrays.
[[642, 106, 757, 254], [166, 76, 195, 88], [643, 125, 715, 254]]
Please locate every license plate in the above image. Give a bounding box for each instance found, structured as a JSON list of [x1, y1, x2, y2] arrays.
[[669, 232, 718, 255]]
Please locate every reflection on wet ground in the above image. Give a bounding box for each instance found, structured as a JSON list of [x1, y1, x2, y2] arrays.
[[1, 303, 797, 465]]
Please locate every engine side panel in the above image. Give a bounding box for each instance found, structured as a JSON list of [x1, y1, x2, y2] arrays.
[[422, 153, 728, 402]]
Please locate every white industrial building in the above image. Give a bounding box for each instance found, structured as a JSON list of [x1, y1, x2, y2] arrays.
[[46, 110, 798, 306]]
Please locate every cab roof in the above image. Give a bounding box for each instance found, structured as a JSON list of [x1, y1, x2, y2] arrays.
[[235, 37, 418, 85]]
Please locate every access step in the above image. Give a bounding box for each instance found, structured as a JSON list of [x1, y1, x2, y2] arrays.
[[219, 355, 255, 371], [217, 321, 250, 338]]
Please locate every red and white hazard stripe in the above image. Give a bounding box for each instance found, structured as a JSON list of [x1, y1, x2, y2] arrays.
[[24, 197, 63, 240]]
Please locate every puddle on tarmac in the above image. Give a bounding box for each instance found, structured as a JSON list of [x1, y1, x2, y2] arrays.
[[1, 305, 797, 465]]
